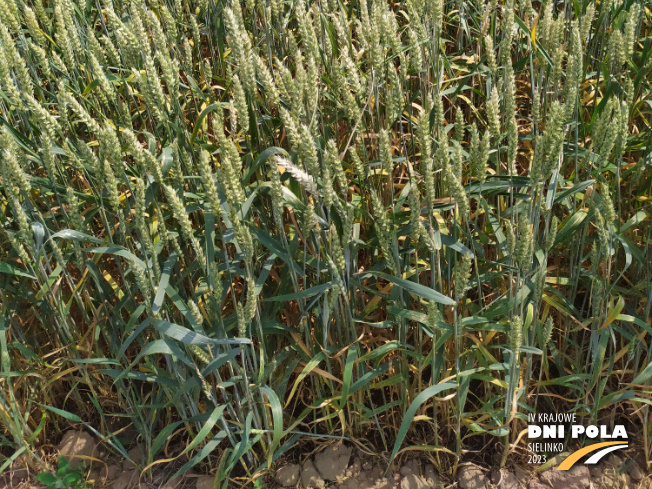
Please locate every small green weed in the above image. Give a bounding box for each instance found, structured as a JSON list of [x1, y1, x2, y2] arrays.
[[36, 455, 91, 489]]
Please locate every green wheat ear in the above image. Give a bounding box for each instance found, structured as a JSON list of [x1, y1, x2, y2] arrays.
[[510, 316, 523, 355], [543, 317, 554, 345]]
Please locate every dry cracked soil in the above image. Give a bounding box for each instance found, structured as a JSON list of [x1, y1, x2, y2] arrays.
[[2, 431, 650, 489]]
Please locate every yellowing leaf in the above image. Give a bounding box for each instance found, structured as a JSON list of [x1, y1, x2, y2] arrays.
[[600, 296, 625, 330]]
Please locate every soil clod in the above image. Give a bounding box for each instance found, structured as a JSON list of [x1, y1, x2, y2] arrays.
[[458, 465, 488, 489], [57, 430, 97, 469], [301, 459, 325, 489], [275, 464, 300, 487], [539, 465, 590, 489], [314, 445, 352, 482], [400, 473, 429, 489]]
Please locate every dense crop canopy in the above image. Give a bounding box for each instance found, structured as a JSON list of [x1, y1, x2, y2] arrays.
[[0, 0, 650, 484]]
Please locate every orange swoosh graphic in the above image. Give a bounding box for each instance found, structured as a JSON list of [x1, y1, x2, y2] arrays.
[[556, 441, 627, 470]]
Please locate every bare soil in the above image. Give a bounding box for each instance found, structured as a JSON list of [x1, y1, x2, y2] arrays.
[[2, 431, 650, 489]]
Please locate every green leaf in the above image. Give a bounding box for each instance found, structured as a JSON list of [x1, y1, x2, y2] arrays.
[[152, 319, 251, 345], [260, 386, 284, 467], [367, 271, 455, 305], [632, 362, 652, 385], [0, 261, 35, 279], [620, 210, 648, 233], [554, 179, 595, 203], [262, 282, 334, 302], [161, 146, 175, 173], [388, 382, 457, 467], [350, 362, 391, 394], [36, 404, 82, 422], [555, 210, 588, 246], [177, 404, 227, 458], [358, 341, 407, 364], [285, 351, 326, 407], [120, 338, 196, 378], [170, 432, 228, 482], [86, 246, 147, 270], [189, 102, 223, 144], [249, 227, 306, 278], [36, 472, 58, 486], [340, 347, 357, 409], [83, 79, 101, 95], [152, 253, 178, 315], [50, 229, 109, 245], [244, 147, 289, 182]]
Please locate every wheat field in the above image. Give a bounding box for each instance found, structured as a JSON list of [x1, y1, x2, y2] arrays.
[[0, 0, 650, 486]]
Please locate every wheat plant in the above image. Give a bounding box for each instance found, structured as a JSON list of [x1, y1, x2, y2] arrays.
[[0, 0, 650, 486]]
